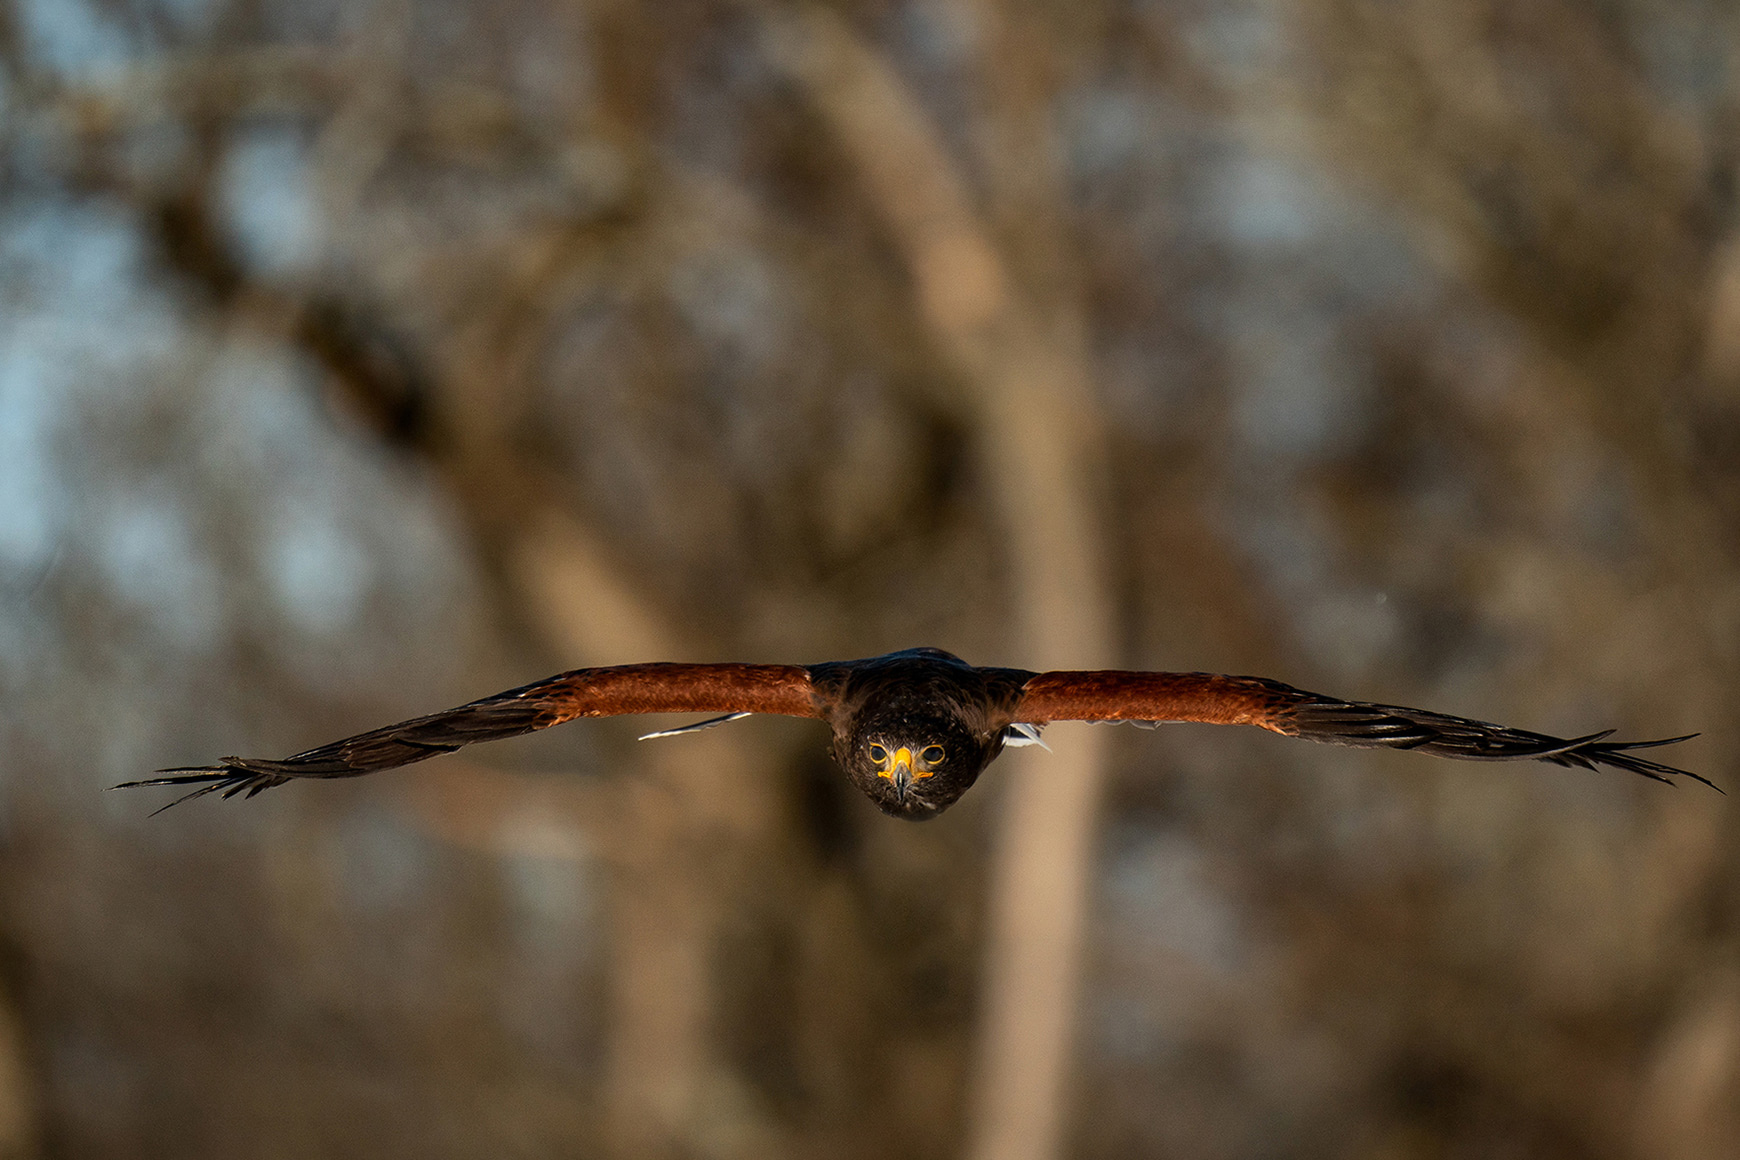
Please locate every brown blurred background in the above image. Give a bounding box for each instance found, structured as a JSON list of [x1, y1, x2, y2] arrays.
[[3, 0, 1739, 1157]]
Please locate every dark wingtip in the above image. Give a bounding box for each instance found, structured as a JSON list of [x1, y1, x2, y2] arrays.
[[1612, 733, 1700, 751], [115, 762, 283, 812], [114, 766, 223, 790], [1555, 735, 1719, 793]]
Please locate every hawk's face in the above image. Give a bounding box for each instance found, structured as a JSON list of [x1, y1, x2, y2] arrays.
[[838, 708, 996, 819]]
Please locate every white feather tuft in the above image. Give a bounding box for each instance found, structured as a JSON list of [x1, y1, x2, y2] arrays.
[[1001, 722, 1050, 751], [638, 712, 754, 741]]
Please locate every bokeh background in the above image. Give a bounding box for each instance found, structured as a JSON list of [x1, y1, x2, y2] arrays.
[[3, 0, 1739, 1157]]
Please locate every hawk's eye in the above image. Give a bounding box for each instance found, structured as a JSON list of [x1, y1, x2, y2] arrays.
[[868, 743, 889, 765], [921, 745, 945, 765]]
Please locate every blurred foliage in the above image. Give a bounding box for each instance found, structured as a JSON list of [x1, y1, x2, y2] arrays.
[[1, 0, 1738, 1158]]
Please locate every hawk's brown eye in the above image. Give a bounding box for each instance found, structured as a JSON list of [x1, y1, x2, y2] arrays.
[[868, 743, 889, 765], [921, 745, 945, 765]]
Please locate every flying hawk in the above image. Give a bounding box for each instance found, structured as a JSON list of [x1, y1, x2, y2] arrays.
[[125, 647, 1712, 817]]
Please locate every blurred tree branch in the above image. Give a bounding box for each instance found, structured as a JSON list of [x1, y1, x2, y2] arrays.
[[35, 60, 805, 1157], [1280, 0, 1739, 534]]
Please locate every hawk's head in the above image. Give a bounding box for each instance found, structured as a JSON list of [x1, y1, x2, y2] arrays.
[[836, 704, 998, 819]]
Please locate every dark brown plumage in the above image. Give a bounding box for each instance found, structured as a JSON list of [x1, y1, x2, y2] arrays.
[[125, 647, 1714, 818]]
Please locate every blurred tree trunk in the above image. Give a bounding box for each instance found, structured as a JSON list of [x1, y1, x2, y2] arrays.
[[769, 9, 1115, 1159]]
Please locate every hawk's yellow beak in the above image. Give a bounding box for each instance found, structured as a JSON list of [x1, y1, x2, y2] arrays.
[[877, 746, 936, 801]]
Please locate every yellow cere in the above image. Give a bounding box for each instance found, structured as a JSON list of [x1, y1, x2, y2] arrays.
[[875, 745, 937, 780]]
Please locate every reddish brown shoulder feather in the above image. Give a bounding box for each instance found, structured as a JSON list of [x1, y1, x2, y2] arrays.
[[538, 663, 821, 722], [1013, 671, 1285, 727]]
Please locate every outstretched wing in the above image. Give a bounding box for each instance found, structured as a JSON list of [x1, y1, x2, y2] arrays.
[[123, 663, 822, 811], [1013, 671, 1714, 790]]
